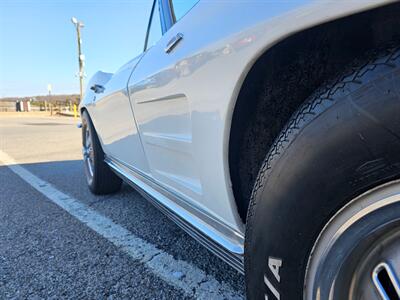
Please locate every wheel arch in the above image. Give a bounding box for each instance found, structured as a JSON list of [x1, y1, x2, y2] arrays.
[[80, 106, 107, 151], [80, 106, 87, 115], [228, 1, 400, 222]]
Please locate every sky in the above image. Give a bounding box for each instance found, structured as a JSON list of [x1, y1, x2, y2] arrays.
[[0, 0, 153, 98]]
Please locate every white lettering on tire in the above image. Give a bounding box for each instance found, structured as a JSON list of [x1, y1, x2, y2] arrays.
[[264, 257, 282, 299]]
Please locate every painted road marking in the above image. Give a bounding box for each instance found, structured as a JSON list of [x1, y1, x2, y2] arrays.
[[0, 150, 243, 299]]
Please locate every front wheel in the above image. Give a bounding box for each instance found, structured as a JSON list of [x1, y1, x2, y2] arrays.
[[81, 110, 122, 195], [245, 48, 400, 299]]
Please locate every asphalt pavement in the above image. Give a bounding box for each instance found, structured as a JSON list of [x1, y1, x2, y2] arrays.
[[0, 112, 245, 299]]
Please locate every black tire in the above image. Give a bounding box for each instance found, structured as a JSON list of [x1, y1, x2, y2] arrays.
[[81, 110, 122, 195], [245, 48, 400, 299]]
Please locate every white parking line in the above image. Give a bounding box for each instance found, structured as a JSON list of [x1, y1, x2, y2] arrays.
[[0, 150, 243, 300]]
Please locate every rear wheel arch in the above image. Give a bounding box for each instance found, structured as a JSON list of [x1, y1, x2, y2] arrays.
[[80, 107, 106, 148], [80, 106, 87, 116], [228, 1, 400, 222]]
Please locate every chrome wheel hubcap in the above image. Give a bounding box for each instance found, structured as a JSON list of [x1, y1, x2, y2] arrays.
[[83, 125, 94, 180], [352, 230, 400, 300], [305, 181, 400, 300]]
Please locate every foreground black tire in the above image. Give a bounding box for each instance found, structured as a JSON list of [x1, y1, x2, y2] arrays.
[[81, 110, 122, 195], [245, 48, 400, 299]]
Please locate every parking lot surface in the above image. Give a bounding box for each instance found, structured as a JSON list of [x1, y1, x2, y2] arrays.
[[0, 113, 245, 299]]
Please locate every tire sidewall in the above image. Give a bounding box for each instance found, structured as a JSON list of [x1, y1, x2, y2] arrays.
[[245, 50, 400, 299]]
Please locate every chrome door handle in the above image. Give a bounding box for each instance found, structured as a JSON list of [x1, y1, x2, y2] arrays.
[[165, 33, 183, 53], [90, 84, 105, 94]]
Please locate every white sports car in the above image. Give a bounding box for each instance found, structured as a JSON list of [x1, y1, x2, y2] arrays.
[[80, 1, 400, 299]]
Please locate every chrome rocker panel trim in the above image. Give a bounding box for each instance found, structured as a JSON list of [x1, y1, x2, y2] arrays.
[[105, 155, 244, 274]]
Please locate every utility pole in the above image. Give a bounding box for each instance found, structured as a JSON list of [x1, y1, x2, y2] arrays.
[[47, 84, 52, 114], [71, 17, 85, 103]]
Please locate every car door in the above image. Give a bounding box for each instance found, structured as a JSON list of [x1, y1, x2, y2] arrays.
[[90, 55, 151, 175], [128, 0, 202, 202]]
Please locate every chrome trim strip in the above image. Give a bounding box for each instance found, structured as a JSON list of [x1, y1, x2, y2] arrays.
[[109, 155, 243, 241], [105, 155, 244, 274]]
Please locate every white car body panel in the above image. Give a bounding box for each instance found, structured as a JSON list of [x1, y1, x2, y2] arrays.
[[88, 56, 151, 174], [81, 0, 396, 271]]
